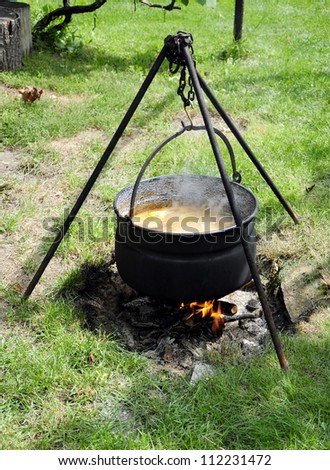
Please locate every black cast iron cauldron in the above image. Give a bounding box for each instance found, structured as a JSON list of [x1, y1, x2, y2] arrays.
[[114, 173, 258, 302]]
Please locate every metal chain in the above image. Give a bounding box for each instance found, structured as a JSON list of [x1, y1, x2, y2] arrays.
[[165, 32, 196, 109], [177, 66, 191, 108], [176, 64, 195, 109]]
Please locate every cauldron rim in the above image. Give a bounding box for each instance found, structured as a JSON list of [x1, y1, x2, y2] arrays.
[[113, 174, 259, 237]]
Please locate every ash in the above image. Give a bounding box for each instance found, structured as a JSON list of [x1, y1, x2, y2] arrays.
[[75, 260, 269, 373]]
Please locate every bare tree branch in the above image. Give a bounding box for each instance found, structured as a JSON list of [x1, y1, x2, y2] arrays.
[[32, 0, 180, 42], [62, 0, 72, 28], [139, 0, 181, 11], [33, 0, 107, 35]]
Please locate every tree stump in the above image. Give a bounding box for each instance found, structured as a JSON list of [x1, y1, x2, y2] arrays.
[[0, 2, 32, 55], [0, 7, 21, 72]]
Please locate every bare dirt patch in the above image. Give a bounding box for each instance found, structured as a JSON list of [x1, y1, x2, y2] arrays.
[[0, 83, 85, 105], [1, 149, 29, 289], [0, 150, 22, 174], [0, 130, 112, 295], [280, 260, 329, 322], [49, 130, 109, 159], [0, 122, 152, 298]]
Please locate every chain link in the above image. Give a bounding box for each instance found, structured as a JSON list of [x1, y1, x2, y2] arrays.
[[187, 74, 195, 103]]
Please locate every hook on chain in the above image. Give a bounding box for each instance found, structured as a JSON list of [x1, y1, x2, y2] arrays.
[[184, 106, 194, 130]]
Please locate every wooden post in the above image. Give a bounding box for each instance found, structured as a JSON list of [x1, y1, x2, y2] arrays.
[[234, 0, 245, 41], [0, 2, 32, 56], [0, 7, 21, 71]]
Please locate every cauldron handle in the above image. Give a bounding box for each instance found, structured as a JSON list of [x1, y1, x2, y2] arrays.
[[129, 124, 241, 218]]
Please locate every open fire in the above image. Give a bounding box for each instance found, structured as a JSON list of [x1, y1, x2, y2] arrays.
[[180, 299, 238, 333], [73, 260, 272, 371]]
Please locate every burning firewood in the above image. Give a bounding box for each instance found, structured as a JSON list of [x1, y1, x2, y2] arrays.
[[18, 86, 43, 103], [180, 299, 238, 333]]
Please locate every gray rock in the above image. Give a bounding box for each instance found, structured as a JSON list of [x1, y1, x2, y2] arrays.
[[190, 362, 216, 385], [240, 338, 261, 355]]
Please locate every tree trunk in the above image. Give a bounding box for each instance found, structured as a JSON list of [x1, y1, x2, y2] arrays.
[[0, 2, 32, 55], [234, 0, 244, 41], [0, 7, 21, 71]]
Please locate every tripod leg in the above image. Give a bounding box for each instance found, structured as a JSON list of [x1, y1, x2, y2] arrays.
[[182, 45, 289, 371], [23, 46, 167, 299], [197, 72, 299, 225]]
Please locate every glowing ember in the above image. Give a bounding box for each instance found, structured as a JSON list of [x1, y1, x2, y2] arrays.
[[180, 300, 225, 332]]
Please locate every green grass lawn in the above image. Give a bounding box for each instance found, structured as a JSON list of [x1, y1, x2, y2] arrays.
[[1, 0, 329, 450]]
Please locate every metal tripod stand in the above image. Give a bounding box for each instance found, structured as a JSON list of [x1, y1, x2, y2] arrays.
[[23, 32, 299, 371]]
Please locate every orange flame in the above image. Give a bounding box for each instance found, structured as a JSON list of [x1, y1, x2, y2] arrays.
[[181, 300, 224, 332]]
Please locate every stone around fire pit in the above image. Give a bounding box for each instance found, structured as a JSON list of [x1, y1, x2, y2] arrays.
[[190, 362, 216, 385], [220, 290, 261, 315]]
